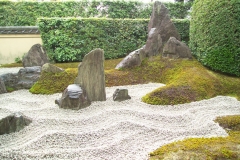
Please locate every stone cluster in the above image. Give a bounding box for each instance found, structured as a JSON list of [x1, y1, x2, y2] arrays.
[[0, 66, 41, 92], [56, 48, 106, 110], [115, 1, 192, 69]]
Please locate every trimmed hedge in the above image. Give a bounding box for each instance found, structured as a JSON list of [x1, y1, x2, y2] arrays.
[[0, 1, 192, 26], [38, 17, 190, 62], [173, 19, 190, 44], [38, 18, 149, 62], [190, 0, 240, 76]]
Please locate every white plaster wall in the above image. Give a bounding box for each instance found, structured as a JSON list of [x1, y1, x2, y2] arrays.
[[0, 34, 42, 64]]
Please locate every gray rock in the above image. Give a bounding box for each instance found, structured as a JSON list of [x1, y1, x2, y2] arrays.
[[55, 84, 91, 110], [0, 73, 19, 91], [163, 37, 192, 59], [113, 89, 131, 102], [75, 48, 106, 101], [148, 1, 180, 47], [0, 78, 7, 94], [42, 63, 64, 73], [115, 46, 146, 69], [0, 112, 32, 135], [144, 28, 163, 57], [22, 44, 49, 67], [0, 66, 41, 90]]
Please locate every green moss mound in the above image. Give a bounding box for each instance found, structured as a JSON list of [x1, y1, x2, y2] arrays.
[[142, 57, 240, 105], [190, 0, 240, 76], [149, 115, 240, 160], [29, 68, 77, 94]]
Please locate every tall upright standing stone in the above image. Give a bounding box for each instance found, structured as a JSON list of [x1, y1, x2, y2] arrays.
[[75, 48, 106, 101], [148, 1, 181, 46]]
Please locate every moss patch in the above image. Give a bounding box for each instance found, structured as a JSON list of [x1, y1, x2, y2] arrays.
[[141, 57, 240, 105], [149, 115, 240, 160], [0, 63, 23, 68], [30, 68, 77, 94]]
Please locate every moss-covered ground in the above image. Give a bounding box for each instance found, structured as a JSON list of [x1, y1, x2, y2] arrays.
[[149, 115, 240, 160]]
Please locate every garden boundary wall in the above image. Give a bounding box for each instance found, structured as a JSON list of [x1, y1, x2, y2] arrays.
[[0, 26, 42, 64]]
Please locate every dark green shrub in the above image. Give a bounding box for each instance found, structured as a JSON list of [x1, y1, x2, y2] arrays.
[[190, 0, 240, 76], [165, 2, 192, 19]]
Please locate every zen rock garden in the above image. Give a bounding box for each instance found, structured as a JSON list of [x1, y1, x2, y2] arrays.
[[0, 1, 184, 135], [0, 1, 187, 135], [0, 47, 132, 134]]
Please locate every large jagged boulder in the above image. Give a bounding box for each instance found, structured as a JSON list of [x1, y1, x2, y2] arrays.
[[0, 112, 32, 135], [0, 79, 7, 94], [55, 84, 91, 110], [22, 44, 49, 67], [42, 63, 64, 73], [163, 37, 192, 59], [75, 49, 106, 101], [0, 66, 41, 90], [148, 1, 181, 48]]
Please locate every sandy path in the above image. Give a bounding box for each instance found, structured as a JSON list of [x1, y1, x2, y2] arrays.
[[0, 83, 240, 160]]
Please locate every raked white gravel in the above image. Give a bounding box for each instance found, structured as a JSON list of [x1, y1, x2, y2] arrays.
[[0, 68, 240, 160]]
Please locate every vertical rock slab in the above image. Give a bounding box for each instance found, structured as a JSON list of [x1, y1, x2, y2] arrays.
[[75, 49, 106, 101]]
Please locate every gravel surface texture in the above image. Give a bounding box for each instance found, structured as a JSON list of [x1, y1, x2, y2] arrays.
[[0, 68, 240, 160], [0, 67, 22, 75]]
